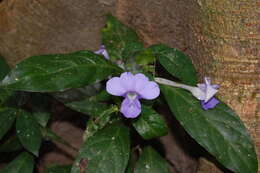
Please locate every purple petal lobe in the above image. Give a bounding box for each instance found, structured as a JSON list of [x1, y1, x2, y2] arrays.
[[102, 49, 109, 59], [134, 73, 149, 93], [120, 97, 141, 118], [201, 97, 220, 110], [120, 72, 135, 91], [95, 45, 110, 59], [138, 81, 160, 100], [106, 77, 126, 96]]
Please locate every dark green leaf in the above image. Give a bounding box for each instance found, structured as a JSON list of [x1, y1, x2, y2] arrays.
[[31, 93, 50, 127], [0, 135, 23, 152], [33, 112, 50, 128], [0, 108, 17, 140], [134, 146, 170, 173], [161, 85, 258, 173], [0, 89, 13, 106], [135, 49, 155, 66], [133, 106, 168, 140], [0, 55, 10, 80], [102, 15, 143, 61], [1, 51, 122, 92], [65, 98, 109, 117], [44, 165, 71, 173], [0, 152, 34, 173], [72, 122, 130, 173], [150, 44, 197, 85], [52, 83, 103, 103], [16, 110, 42, 156], [83, 106, 118, 140]]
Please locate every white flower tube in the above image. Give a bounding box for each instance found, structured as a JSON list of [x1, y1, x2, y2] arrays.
[[155, 77, 218, 102]]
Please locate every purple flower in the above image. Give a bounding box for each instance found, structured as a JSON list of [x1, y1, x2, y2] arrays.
[[106, 72, 160, 118], [197, 77, 220, 110], [95, 45, 109, 59], [201, 97, 220, 110]]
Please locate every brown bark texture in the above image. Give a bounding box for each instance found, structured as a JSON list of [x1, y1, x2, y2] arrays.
[[0, 0, 259, 172]]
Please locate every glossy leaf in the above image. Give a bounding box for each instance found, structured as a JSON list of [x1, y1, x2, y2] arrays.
[[44, 165, 71, 173], [0, 135, 23, 152], [1, 51, 122, 92], [0, 108, 17, 140], [33, 112, 50, 128], [65, 98, 109, 117], [72, 123, 130, 173], [52, 83, 103, 103], [161, 85, 258, 173], [0, 152, 34, 173], [150, 44, 197, 85], [83, 106, 118, 140], [0, 55, 10, 80], [133, 106, 168, 140], [102, 15, 143, 61], [16, 110, 42, 156], [134, 146, 170, 173]]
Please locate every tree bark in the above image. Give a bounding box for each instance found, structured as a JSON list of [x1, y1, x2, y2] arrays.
[[0, 0, 259, 172], [193, 1, 259, 172]]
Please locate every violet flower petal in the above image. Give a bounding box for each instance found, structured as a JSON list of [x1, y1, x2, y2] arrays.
[[120, 97, 141, 118], [197, 77, 218, 102], [106, 77, 126, 96], [94, 45, 110, 59], [138, 81, 160, 100], [133, 73, 149, 92], [120, 72, 135, 91], [201, 97, 220, 110]]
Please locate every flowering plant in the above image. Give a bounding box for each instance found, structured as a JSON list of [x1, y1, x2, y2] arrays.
[[0, 15, 257, 173]]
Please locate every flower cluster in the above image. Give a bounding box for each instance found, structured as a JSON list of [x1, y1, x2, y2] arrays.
[[106, 72, 160, 118]]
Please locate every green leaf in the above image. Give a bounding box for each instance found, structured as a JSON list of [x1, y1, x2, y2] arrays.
[[0, 135, 23, 152], [0, 152, 34, 173], [133, 106, 168, 140], [0, 108, 17, 140], [16, 110, 42, 156], [0, 55, 10, 80], [65, 98, 109, 117], [134, 146, 170, 173], [31, 93, 51, 127], [52, 83, 103, 103], [44, 165, 71, 173], [1, 51, 122, 92], [102, 15, 143, 61], [149, 44, 197, 85], [135, 49, 155, 66], [33, 112, 50, 128], [72, 122, 130, 173], [161, 85, 258, 173], [83, 106, 118, 140], [0, 88, 13, 106]]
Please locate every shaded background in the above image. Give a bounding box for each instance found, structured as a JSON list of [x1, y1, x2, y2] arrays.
[[0, 0, 259, 172]]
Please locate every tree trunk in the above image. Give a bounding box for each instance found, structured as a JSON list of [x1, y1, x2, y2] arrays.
[[0, 0, 259, 172], [193, 1, 259, 172]]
